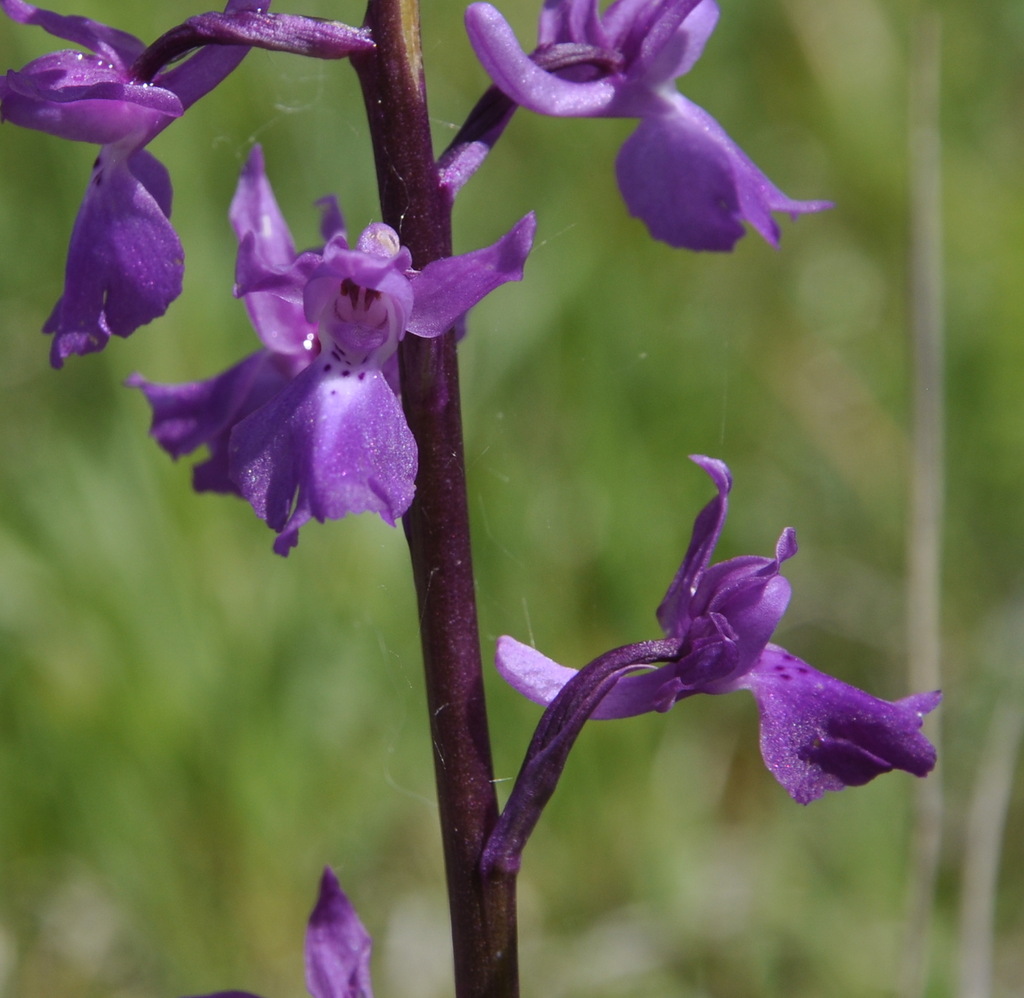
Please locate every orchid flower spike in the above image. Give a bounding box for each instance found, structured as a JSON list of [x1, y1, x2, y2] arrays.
[[497, 456, 940, 804], [464, 0, 830, 251], [131, 146, 535, 554]]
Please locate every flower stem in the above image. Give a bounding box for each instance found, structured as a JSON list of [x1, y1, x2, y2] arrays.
[[483, 639, 681, 878], [352, 3, 518, 996]]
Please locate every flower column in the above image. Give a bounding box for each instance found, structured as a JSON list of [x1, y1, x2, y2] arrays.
[[351, 1, 517, 997]]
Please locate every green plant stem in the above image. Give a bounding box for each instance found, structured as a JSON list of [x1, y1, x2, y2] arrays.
[[352, 2, 518, 995]]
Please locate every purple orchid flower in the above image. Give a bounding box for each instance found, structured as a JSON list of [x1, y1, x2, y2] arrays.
[[131, 146, 536, 555], [0, 0, 263, 365], [496, 456, 940, 804], [1, 0, 373, 367], [185, 867, 374, 998], [463, 0, 830, 251]]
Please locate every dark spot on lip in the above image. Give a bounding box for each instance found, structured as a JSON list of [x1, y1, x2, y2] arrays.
[[339, 277, 360, 305]]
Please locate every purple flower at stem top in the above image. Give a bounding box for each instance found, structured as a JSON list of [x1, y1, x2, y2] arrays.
[[185, 867, 374, 998], [494, 456, 940, 824], [0, 0, 373, 367], [461, 0, 831, 250], [130, 146, 535, 555]]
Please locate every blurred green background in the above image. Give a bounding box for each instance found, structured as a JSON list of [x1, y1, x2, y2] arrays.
[[1, 0, 1021, 995]]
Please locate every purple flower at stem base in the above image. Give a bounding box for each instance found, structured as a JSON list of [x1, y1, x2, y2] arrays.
[[489, 456, 939, 874], [185, 867, 374, 998]]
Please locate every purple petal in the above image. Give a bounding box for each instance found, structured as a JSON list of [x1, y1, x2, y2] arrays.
[[615, 105, 746, 251], [617, 96, 830, 250], [407, 213, 536, 338], [45, 148, 182, 366], [234, 237, 322, 308], [655, 455, 731, 635], [128, 351, 273, 460], [619, 0, 709, 87], [674, 94, 832, 246], [305, 868, 374, 998], [693, 568, 792, 686], [635, 0, 718, 81], [0, 0, 144, 65], [232, 255, 321, 354], [466, 2, 619, 116], [538, 0, 606, 47], [228, 146, 321, 358], [230, 145, 296, 264], [317, 195, 346, 244], [229, 359, 416, 554], [1, 56, 181, 143], [496, 636, 579, 705], [127, 350, 289, 494], [600, 0, 671, 45], [740, 645, 941, 804], [127, 142, 172, 215], [685, 531, 797, 684]]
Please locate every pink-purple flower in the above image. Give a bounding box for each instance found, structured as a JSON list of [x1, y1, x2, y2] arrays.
[[131, 146, 535, 554], [465, 0, 830, 251], [496, 456, 940, 804], [185, 867, 374, 998]]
